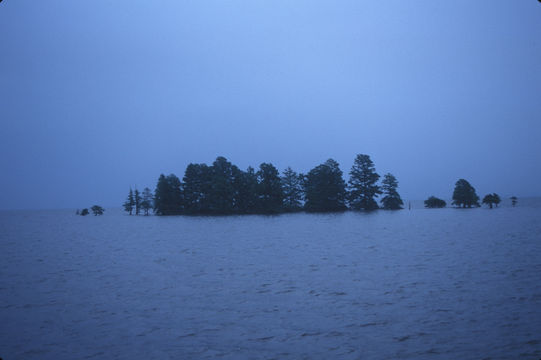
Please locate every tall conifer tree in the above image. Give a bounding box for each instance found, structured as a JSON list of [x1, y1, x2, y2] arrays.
[[134, 188, 141, 215], [123, 188, 135, 215], [281, 166, 303, 212], [256, 163, 284, 213], [154, 174, 183, 215], [380, 173, 403, 210], [348, 154, 381, 210], [304, 159, 347, 212], [141, 187, 153, 215]]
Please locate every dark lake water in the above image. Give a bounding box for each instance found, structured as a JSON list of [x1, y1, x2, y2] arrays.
[[1, 201, 541, 359]]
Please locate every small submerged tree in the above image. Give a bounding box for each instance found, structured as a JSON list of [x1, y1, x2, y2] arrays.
[[123, 188, 135, 215], [452, 179, 480, 208], [140, 187, 153, 215], [80, 208, 89, 216], [91, 205, 105, 216], [482, 193, 501, 209], [510, 196, 518, 207], [380, 173, 403, 210], [424, 196, 446, 208], [348, 154, 381, 211], [134, 188, 142, 215]]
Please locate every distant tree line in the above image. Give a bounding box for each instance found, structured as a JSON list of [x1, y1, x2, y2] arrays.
[[123, 154, 404, 216], [124, 155, 518, 215]]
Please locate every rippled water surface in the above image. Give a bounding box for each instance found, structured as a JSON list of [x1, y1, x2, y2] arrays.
[[1, 202, 541, 359]]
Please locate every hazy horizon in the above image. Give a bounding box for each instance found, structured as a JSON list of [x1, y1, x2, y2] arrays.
[[1, 1, 540, 210]]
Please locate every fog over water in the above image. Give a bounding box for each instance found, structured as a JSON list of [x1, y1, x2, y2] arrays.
[[1, 1, 541, 209], [1, 201, 540, 359]]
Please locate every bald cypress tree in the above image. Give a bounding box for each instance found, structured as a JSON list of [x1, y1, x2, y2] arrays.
[[256, 163, 284, 214], [452, 179, 480, 208], [380, 173, 403, 210], [154, 174, 183, 215], [304, 159, 347, 212], [141, 187, 153, 215], [348, 154, 381, 211], [208, 156, 236, 214], [233, 166, 258, 214], [281, 166, 303, 212], [134, 188, 141, 215], [123, 188, 135, 215], [183, 163, 212, 214]]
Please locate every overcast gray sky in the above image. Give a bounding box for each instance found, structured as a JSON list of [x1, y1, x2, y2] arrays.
[[1, 1, 540, 210]]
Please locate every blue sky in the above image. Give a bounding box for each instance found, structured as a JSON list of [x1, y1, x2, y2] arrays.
[[1, 1, 540, 209]]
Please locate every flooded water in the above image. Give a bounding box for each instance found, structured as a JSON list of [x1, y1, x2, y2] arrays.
[[1, 201, 541, 359]]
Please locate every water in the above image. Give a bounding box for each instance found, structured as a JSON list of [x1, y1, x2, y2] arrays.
[[1, 202, 541, 359]]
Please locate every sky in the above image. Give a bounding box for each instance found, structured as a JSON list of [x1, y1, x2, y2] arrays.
[[1, 0, 540, 210]]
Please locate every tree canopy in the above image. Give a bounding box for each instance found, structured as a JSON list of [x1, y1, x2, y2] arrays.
[[154, 174, 183, 215], [424, 196, 446, 208], [134, 188, 141, 215], [256, 163, 284, 214], [482, 193, 501, 209], [348, 154, 381, 211], [452, 179, 480, 208], [91, 205, 105, 216], [123, 154, 507, 216], [123, 188, 135, 215], [281, 167, 303, 212], [303, 159, 347, 212], [141, 187, 153, 215], [380, 173, 403, 210]]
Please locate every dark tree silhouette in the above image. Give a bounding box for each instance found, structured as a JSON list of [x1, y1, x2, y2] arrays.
[[91, 205, 105, 216], [134, 188, 141, 215], [256, 163, 284, 214], [510, 196, 518, 207], [207, 157, 237, 214], [492, 193, 501, 207], [123, 188, 135, 215], [380, 173, 403, 210], [141, 187, 153, 215], [424, 196, 446, 208], [348, 154, 381, 211], [281, 166, 303, 212], [304, 159, 347, 212], [80, 208, 89, 216], [182, 163, 212, 214], [452, 179, 480, 208], [154, 174, 183, 215], [482, 193, 501, 209], [232, 166, 258, 214]]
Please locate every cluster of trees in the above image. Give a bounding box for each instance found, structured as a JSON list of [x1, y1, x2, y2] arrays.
[[425, 179, 516, 209], [123, 188, 153, 215], [482, 193, 501, 209], [76, 205, 104, 216], [128, 154, 403, 216], [126, 156, 519, 215]]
